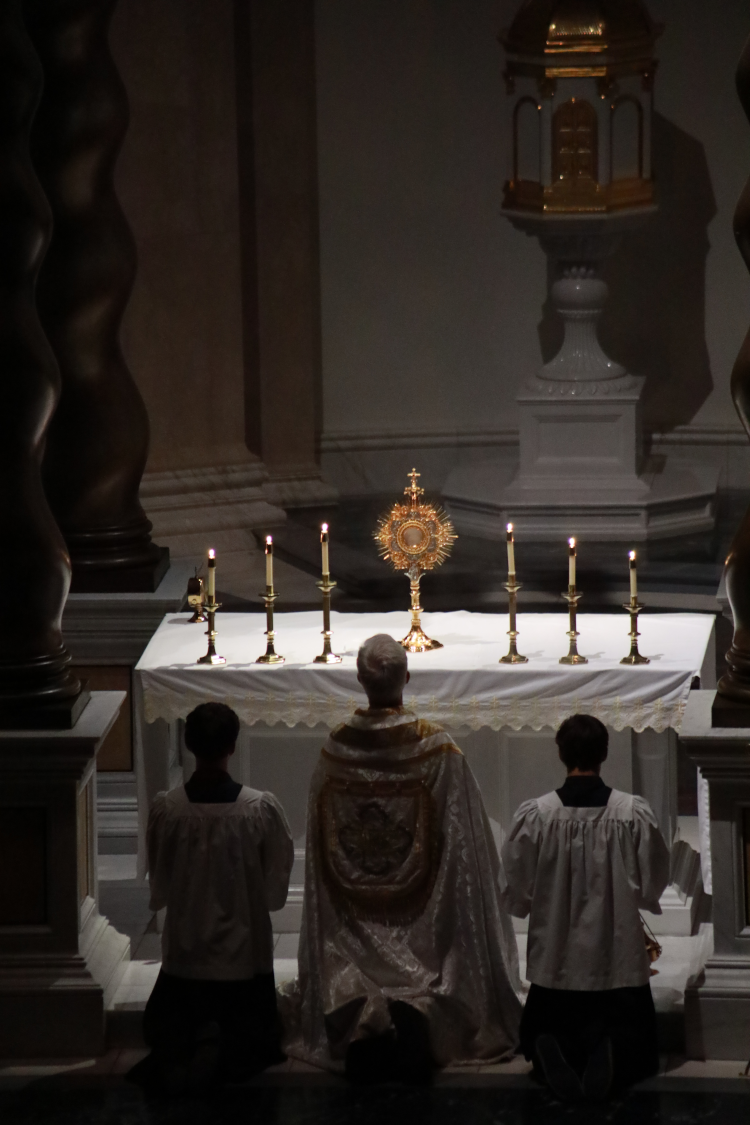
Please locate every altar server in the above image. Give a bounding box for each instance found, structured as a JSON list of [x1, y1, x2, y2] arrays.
[[281, 634, 522, 1082], [130, 702, 294, 1093], [501, 714, 670, 1102]]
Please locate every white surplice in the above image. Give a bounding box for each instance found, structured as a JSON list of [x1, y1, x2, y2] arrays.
[[147, 786, 294, 980], [280, 707, 522, 1070], [501, 790, 671, 991]]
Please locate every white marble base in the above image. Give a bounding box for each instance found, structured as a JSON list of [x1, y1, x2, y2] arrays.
[[685, 960, 750, 1060], [0, 694, 129, 1057], [679, 691, 750, 1060], [80, 898, 131, 1008], [444, 455, 718, 541]]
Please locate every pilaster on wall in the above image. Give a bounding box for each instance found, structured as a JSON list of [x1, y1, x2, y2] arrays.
[[110, 0, 293, 575], [234, 0, 336, 509]]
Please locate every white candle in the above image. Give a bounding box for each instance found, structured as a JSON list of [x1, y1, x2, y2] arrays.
[[207, 549, 216, 599], [265, 536, 274, 588], [629, 550, 637, 598], [506, 523, 515, 577], [568, 538, 576, 588], [321, 523, 330, 577]]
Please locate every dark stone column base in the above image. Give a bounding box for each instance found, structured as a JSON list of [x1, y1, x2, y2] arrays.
[[70, 546, 170, 594], [0, 687, 91, 731]]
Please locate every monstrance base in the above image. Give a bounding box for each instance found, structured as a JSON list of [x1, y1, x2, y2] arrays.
[[400, 626, 443, 653]]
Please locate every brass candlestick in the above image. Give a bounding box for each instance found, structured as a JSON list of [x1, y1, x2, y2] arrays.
[[500, 578, 528, 664], [187, 573, 206, 623], [256, 588, 284, 665], [314, 576, 342, 663], [401, 566, 442, 652], [197, 597, 225, 664], [621, 597, 650, 665], [559, 587, 587, 665]]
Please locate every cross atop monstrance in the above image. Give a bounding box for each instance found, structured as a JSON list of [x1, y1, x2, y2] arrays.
[[405, 467, 424, 506]]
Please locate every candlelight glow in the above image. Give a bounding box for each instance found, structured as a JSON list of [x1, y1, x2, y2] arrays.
[[266, 536, 272, 545], [568, 538, 575, 549], [208, 549, 215, 559], [321, 523, 328, 533], [629, 550, 636, 561], [507, 523, 513, 533]]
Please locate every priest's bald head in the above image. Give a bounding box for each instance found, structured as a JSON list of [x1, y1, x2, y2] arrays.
[[356, 633, 410, 708]]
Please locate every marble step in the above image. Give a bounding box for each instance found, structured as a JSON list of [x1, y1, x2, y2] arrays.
[[105, 927, 712, 1052]]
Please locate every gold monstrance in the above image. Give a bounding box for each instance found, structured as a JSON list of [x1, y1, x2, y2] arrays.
[[374, 469, 456, 652]]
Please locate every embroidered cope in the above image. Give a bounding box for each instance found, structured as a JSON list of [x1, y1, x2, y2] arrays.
[[280, 708, 522, 1069]]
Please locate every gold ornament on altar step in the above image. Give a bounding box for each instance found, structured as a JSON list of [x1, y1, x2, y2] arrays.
[[374, 469, 457, 653]]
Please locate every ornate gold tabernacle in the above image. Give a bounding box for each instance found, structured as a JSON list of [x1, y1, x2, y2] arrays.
[[374, 469, 456, 653], [500, 0, 662, 215]]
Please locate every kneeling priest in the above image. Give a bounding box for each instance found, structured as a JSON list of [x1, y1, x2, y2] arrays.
[[281, 634, 522, 1081]]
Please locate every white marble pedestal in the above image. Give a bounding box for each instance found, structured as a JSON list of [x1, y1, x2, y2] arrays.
[[0, 692, 129, 1057], [444, 211, 717, 541], [680, 690, 750, 1060]]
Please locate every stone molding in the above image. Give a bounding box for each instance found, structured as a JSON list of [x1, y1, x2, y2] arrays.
[[262, 465, 338, 509], [140, 463, 286, 556], [63, 562, 193, 665], [321, 423, 749, 453], [320, 428, 519, 452]]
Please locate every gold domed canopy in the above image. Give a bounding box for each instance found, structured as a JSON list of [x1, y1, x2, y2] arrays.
[[503, 0, 660, 63]]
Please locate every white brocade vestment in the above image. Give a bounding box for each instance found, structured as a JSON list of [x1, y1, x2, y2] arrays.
[[147, 786, 294, 981], [501, 790, 671, 991], [280, 707, 523, 1069]]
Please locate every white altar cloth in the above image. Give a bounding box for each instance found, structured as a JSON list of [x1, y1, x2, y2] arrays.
[[136, 610, 715, 734]]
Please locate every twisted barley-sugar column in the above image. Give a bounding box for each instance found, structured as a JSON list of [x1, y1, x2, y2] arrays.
[[717, 35, 750, 705], [0, 0, 81, 719], [26, 0, 166, 592]]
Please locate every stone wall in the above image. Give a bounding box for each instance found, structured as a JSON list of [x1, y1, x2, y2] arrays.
[[316, 0, 750, 493], [109, 1, 750, 499]]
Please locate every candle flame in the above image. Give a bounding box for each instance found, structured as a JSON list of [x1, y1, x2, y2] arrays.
[[568, 537, 576, 549], [208, 548, 215, 559], [629, 550, 636, 562], [321, 523, 328, 533], [506, 523, 513, 533], [266, 535, 272, 546]]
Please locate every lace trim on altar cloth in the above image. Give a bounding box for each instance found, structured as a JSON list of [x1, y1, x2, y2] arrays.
[[141, 687, 689, 733]]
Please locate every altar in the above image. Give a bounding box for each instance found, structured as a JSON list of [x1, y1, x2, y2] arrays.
[[135, 609, 715, 932]]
